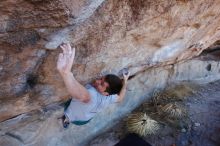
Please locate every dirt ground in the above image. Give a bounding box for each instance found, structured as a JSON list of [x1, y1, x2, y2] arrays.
[[88, 80, 220, 146]]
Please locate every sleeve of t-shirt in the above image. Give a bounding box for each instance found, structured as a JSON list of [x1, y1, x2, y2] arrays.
[[86, 84, 97, 101], [85, 84, 118, 106], [101, 94, 118, 107]]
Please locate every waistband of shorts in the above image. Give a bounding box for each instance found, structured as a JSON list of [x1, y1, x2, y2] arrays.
[[71, 118, 92, 125]]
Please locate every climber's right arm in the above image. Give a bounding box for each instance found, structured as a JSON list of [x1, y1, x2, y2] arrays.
[[57, 43, 90, 103], [117, 71, 130, 102]]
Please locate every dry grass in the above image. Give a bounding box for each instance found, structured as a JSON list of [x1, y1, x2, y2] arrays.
[[158, 102, 186, 118], [133, 83, 200, 130], [126, 113, 160, 136], [152, 83, 199, 105]]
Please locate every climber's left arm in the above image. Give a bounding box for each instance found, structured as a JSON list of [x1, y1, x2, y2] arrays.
[[116, 72, 130, 102]]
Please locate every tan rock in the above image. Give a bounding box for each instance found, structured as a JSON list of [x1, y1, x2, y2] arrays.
[[0, 0, 220, 145]]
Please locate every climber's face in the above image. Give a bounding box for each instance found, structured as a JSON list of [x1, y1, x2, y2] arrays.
[[92, 77, 110, 96]]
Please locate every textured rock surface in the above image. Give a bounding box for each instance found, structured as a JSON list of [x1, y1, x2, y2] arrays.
[[0, 0, 220, 145]]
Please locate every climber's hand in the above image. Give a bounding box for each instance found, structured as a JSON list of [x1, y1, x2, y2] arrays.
[[123, 71, 130, 84], [57, 43, 75, 74]]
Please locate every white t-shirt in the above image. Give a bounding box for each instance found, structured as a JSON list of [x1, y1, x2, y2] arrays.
[[64, 84, 118, 122]]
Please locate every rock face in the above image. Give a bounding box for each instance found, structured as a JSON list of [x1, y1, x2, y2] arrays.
[[0, 0, 220, 145]]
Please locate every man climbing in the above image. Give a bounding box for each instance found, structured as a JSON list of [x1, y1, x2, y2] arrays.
[[57, 43, 130, 128]]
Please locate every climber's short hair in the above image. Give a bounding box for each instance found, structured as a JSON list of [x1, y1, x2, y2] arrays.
[[104, 74, 123, 95]]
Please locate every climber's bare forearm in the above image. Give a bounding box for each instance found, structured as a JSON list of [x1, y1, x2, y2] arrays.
[[60, 71, 90, 103], [117, 72, 130, 102], [117, 80, 127, 102]]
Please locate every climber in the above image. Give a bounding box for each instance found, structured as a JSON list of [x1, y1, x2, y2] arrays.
[[57, 43, 130, 128]]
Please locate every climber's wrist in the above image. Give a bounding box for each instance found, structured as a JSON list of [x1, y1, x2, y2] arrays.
[[59, 70, 72, 77]]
